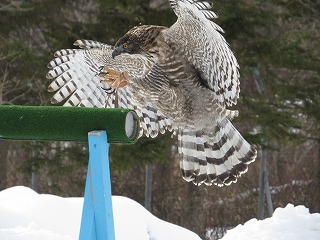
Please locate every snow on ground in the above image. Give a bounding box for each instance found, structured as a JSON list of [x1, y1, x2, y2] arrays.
[[221, 203, 320, 240], [0, 186, 201, 240], [0, 186, 320, 240]]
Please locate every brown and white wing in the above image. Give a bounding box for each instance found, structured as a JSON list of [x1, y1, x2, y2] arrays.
[[46, 39, 172, 138], [166, 0, 240, 107]]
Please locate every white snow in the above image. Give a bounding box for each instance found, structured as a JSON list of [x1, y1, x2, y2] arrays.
[[0, 186, 201, 240], [1, 187, 320, 240], [221, 203, 320, 240]]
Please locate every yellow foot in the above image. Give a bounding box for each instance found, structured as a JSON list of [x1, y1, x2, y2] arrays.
[[99, 67, 129, 89]]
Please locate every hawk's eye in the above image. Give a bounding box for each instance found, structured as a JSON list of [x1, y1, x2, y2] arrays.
[[123, 43, 129, 49]]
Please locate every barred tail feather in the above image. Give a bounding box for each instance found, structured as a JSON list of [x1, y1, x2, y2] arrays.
[[178, 117, 257, 186], [178, 129, 208, 184]]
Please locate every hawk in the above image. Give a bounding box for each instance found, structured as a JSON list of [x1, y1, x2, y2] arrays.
[[46, 0, 257, 186]]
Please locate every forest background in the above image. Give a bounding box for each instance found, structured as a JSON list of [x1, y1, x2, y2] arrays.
[[0, 0, 319, 239]]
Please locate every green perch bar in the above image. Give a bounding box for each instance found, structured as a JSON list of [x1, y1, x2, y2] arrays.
[[0, 105, 139, 143]]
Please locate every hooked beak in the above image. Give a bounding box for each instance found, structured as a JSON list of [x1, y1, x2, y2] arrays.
[[112, 46, 122, 59]]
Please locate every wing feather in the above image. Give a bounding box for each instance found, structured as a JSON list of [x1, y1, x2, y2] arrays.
[[46, 39, 173, 138], [167, 0, 240, 106]]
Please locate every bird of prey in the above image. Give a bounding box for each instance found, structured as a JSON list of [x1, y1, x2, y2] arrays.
[[46, 0, 257, 186]]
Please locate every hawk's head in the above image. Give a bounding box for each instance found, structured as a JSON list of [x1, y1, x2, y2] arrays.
[[112, 25, 166, 59]]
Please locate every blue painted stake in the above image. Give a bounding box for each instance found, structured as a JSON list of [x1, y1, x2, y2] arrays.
[[79, 131, 115, 240]]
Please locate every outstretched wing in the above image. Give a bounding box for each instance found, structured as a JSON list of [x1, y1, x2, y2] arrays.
[[166, 0, 240, 107], [46, 39, 173, 137]]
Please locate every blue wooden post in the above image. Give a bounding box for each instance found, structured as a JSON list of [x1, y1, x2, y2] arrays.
[[79, 131, 115, 240]]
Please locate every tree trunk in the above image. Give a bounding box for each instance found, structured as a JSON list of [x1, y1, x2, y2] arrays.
[[0, 141, 9, 190]]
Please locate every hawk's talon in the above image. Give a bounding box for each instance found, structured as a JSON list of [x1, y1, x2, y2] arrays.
[[101, 86, 115, 94], [98, 67, 129, 91], [107, 89, 116, 94], [101, 86, 111, 91]]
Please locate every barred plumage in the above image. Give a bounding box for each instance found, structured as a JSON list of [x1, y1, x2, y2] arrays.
[[46, 0, 257, 186]]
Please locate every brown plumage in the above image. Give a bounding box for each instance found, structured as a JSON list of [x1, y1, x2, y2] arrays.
[[46, 0, 257, 186]]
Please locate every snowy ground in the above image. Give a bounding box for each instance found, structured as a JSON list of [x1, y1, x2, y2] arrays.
[[0, 186, 200, 240], [0, 186, 319, 240], [221, 204, 320, 240]]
